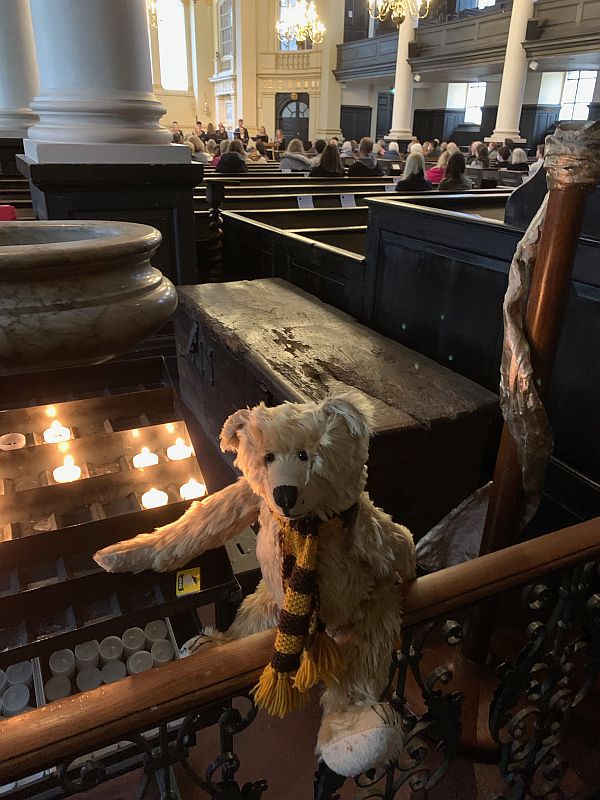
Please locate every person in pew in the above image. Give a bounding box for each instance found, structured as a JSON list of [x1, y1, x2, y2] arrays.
[[384, 141, 402, 160], [348, 137, 384, 177], [215, 138, 248, 174], [422, 141, 433, 158], [471, 143, 490, 168], [246, 144, 267, 164], [395, 152, 432, 192], [496, 145, 511, 164], [429, 139, 442, 160], [309, 143, 345, 177], [488, 141, 500, 163], [274, 129, 286, 151], [194, 121, 205, 139], [447, 142, 460, 155], [438, 152, 473, 191], [279, 138, 313, 172], [466, 140, 482, 165], [212, 138, 230, 167], [188, 135, 211, 164], [340, 141, 354, 164], [406, 135, 419, 153], [440, 141, 448, 152], [206, 122, 216, 140], [507, 147, 529, 172], [310, 139, 327, 165], [205, 138, 217, 161], [256, 140, 270, 161], [172, 130, 185, 144], [529, 143, 545, 177], [254, 126, 269, 143], [215, 123, 228, 143], [425, 149, 451, 185]]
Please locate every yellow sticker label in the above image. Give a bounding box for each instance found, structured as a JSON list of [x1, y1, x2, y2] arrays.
[[176, 567, 201, 598]]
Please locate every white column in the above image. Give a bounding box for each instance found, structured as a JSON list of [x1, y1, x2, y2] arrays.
[[315, 0, 344, 140], [489, 0, 535, 143], [0, 0, 39, 137], [24, 0, 187, 163], [235, 0, 258, 130], [387, 17, 416, 140]]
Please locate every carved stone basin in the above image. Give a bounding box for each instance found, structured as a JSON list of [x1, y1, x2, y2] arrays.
[[0, 220, 177, 374]]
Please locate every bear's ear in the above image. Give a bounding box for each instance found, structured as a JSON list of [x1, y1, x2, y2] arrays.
[[220, 408, 251, 453], [320, 391, 374, 438]]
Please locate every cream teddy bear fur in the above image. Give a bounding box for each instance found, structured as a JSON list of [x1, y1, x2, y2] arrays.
[[95, 392, 416, 777]]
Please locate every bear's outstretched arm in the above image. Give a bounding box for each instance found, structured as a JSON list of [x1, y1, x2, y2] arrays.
[[353, 496, 417, 581], [94, 478, 260, 574]]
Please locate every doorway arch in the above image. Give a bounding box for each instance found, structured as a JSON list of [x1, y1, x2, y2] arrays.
[[276, 92, 310, 145]]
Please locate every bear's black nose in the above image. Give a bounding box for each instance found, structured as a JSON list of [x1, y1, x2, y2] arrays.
[[273, 485, 298, 515]]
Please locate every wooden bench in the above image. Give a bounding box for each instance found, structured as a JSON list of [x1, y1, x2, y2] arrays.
[[174, 278, 499, 537]]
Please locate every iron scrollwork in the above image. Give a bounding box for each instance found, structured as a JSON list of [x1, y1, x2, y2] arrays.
[[490, 560, 600, 800], [314, 617, 465, 799]]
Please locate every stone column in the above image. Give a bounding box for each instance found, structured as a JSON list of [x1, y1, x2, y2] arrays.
[[387, 17, 416, 142], [0, 0, 39, 175], [489, 0, 535, 143], [235, 0, 258, 131], [315, 0, 344, 140], [23, 0, 186, 163]]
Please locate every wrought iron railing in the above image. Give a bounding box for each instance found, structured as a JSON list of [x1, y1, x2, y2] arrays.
[[1, 516, 599, 799]]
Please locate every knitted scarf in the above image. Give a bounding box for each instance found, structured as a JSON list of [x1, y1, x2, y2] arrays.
[[252, 508, 355, 718]]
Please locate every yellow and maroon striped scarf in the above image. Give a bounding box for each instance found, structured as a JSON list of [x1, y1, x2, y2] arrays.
[[252, 510, 353, 718]]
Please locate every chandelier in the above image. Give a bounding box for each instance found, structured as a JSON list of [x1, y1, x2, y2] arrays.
[[368, 0, 431, 25], [276, 1, 326, 45]]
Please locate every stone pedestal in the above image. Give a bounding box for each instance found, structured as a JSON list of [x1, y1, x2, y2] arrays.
[[17, 158, 201, 288]]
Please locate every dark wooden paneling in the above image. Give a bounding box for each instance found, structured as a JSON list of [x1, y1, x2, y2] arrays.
[[365, 197, 600, 483], [335, 32, 398, 81], [519, 104, 561, 146], [376, 92, 394, 140], [0, 138, 24, 176], [340, 105, 373, 141], [413, 109, 466, 142], [344, 0, 370, 42]]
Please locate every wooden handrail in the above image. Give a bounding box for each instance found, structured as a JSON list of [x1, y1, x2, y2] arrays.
[[1, 515, 599, 783]]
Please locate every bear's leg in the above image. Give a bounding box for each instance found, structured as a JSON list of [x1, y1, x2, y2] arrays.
[[316, 591, 403, 778], [184, 579, 278, 656]]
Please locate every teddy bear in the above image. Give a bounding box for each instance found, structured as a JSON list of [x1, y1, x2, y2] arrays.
[[94, 392, 416, 778]]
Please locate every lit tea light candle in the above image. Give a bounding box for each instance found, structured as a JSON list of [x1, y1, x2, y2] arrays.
[[53, 454, 82, 483], [141, 488, 169, 509], [43, 420, 71, 444], [166, 438, 192, 461], [179, 479, 207, 501], [132, 447, 159, 469]]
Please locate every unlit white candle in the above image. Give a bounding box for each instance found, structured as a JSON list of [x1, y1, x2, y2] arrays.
[[0, 433, 26, 451]]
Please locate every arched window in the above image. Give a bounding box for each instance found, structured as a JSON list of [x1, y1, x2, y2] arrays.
[[156, 0, 189, 91], [560, 71, 597, 121]]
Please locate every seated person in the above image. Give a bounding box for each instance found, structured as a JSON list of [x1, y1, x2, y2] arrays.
[[215, 138, 248, 173], [471, 143, 490, 168], [348, 137, 384, 177], [340, 141, 354, 163], [507, 147, 529, 172], [495, 145, 512, 165], [438, 152, 473, 191], [384, 141, 402, 159], [309, 142, 344, 177], [214, 123, 228, 143], [274, 129, 286, 151], [425, 149, 451, 184], [466, 140, 482, 165], [310, 139, 327, 165], [529, 143, 545, 176], [246, 144, 267, 164], [188, 135, 211, 163], [254, 125, 269, 143], [256, 140, 270, 161], [428, 139, 442, 160], [395, 152, 432, 192], [279, 138, 313, 171], [212, 138, 229, 167]]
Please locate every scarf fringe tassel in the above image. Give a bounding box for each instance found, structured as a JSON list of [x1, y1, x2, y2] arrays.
[[253, 632, 345, 718]]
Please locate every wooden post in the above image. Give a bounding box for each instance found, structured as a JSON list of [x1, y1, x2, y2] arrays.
[[206, 181, 226, 282], [462, 121, 600, 663]]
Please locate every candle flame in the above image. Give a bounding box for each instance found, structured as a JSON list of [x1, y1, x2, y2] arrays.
[[176, 438, 183, 446], [141, 447, 149, 454], [58, 442, 70, 454], [50, 420, 62, 431], [166, 423, 175, 434], [64, 455, 74, 467], [46, 405, 57, 418], [131, 429, 140, 438]]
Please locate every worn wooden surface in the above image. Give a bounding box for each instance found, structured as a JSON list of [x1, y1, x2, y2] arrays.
[[2, 514, 599, 783], [176, 279, 499, 535]]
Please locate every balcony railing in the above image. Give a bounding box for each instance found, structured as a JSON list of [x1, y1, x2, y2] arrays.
[[1, 516, 599, 798]]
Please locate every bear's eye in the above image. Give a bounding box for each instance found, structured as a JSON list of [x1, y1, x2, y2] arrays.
[[297, 450, 308, 461], [264, 452, 275, 464]]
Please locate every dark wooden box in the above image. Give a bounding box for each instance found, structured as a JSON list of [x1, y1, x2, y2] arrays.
[[174, 279, 500, 538]]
